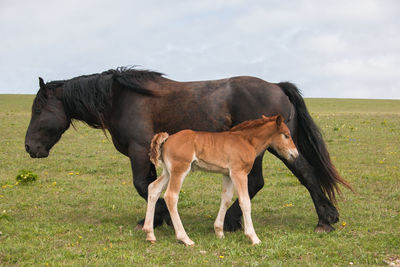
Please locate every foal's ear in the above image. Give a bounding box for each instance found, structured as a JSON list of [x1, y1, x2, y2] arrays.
[[262, 115, 268, 120], [39, 77, 46, 89], [276, 115, 284, 127]]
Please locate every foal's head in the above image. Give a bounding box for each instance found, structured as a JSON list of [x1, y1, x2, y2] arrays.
[[266, 115, 299, 162]]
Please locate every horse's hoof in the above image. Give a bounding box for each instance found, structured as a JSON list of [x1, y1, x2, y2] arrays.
[[314, 224, 335, 233], [137, 216, 164, 230], [319, 200, 339, 224], [135, 224, 143, 231], [223, 217, 242, 232], [163, 212, 172, 226]]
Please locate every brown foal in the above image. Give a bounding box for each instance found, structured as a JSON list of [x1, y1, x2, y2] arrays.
[[143, 115, 299, 246]]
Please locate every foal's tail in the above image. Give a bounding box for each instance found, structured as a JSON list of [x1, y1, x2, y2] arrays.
[[278, 82, 353, 204], [149, 132, 169, 167]]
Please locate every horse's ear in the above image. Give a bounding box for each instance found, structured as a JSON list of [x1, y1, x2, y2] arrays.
[[39, 77, 46, 89], [276, 115, 284, 127], [262, 115, 267, 120]]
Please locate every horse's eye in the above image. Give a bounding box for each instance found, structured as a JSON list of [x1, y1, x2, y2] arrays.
[[284, 134, 289, 139]]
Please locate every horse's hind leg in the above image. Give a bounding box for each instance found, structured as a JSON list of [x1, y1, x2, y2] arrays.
[[231, 170, 261, 245], [164, 164, 194, 246], [214, 176, 234, 238], [143, 169, 170, 243]]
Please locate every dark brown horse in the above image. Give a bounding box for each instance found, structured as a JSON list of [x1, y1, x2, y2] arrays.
[[25, 67, 351, 233]]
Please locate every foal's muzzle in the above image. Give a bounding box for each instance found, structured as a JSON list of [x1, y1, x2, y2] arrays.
[[288, 149, 299, 162]]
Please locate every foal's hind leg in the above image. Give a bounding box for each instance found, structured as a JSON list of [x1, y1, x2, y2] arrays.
[[214, 176, 234, 238], [164, 164, 194, 246], [230, 171, 261, 245], [143, 170, 170, 243]]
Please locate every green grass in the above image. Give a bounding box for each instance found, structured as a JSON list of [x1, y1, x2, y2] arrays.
[[1, 95, 399, 266]]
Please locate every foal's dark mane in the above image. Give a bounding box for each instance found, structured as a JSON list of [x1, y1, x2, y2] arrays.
[[43, 67, 164, 129], [229, 116, 277, 132]]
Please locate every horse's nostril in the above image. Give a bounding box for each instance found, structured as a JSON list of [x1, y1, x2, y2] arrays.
[[25, 144, 30, 153]]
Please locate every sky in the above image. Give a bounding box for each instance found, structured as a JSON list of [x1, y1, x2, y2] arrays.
[[1, 0, 399, 98]]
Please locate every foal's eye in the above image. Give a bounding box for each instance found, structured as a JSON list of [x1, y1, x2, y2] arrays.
[[284, 134, 289, 139]]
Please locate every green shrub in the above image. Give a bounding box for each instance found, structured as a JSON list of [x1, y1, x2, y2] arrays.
[[15, 170, 38, 184]]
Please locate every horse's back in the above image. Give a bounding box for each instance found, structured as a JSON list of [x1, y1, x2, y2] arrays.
[[153, 76, 292, 132], [226, 76, 293, 124], [177, 75, 293, 124]]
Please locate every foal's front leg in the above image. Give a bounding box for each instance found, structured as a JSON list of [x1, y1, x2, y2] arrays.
[[143, 170, 170, 243], [231, 171, 261, 245], [214, 176, 234, 238]]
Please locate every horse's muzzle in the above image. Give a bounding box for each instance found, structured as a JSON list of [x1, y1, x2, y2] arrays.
[[25, 144, 49, 158]]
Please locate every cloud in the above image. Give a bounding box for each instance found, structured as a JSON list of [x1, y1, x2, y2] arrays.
[[0, 0, 399, 98]]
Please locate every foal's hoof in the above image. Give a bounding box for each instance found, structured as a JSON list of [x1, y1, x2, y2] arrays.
[[184, 241, 195, 247], [147, 239, 156, 244], [145, 231, 157, 244], [215, 232, 225, 239], [314, 223, 335, 233], [178, 239, 195, 247]]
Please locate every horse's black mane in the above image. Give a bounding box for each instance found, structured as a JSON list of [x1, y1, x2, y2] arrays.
[[45, 67, 164, 129]]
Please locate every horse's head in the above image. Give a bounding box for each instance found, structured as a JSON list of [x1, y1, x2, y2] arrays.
[[25, 78, 70, 158], [266, 115, 299, 162]]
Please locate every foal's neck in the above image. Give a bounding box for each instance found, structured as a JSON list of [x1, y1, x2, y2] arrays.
[[236, 123, 276, 154]]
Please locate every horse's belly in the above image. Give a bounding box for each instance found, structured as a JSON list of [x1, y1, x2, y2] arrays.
[[191, 159, 229, 176]]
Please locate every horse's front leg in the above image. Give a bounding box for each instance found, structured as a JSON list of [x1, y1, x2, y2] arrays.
[[283, 153, 338, 232], [129, 142, 171, 229], [269, 148, 338, 232]]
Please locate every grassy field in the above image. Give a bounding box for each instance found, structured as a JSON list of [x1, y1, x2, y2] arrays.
[[0, 95, 399, 266]]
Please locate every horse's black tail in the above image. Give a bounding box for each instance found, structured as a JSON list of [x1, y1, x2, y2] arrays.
[[278, 82, 353, 204]]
